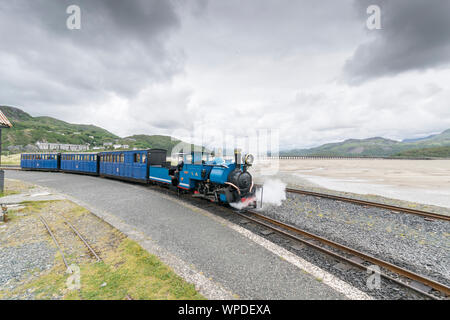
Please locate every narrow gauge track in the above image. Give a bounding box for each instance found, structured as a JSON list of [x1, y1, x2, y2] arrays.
[[284, 187, 450, 221], [39, 214, 102, 267], [147, 183, 449, 300], [235, 209, 449, 300]]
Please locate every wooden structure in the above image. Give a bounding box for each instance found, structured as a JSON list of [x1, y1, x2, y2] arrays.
[[0, 110, 12, 192]]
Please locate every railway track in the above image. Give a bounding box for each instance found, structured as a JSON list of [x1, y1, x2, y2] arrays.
[[234, 209, 449, 299], [284, 187, 450, 221], [40, 214, 101, 268]]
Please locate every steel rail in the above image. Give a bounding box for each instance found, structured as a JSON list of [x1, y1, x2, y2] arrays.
[[39, 215, 69, 269], [285, 187, 450, 222], [241, 209, 449, 297], [60, 214, 102, 262]]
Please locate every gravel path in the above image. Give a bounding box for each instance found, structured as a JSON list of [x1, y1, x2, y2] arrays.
[[260, 192, 450, 286], [0, 241, 55, 290]]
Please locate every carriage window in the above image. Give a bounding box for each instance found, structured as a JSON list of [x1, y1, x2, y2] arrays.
[[142, 154, 146, 163], [120, 154, 124, 163], [134, 153, 140, 163]]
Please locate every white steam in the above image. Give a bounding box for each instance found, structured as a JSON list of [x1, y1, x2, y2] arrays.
[[256, 179, 286, 207], [229, 179, 287, 210], [229, 198, 253, 210]]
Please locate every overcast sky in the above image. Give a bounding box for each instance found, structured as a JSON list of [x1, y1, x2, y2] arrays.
[[1, 0, 450, 150]]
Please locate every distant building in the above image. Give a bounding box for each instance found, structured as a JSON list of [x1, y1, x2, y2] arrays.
[[36, 141, 88, 151], [112, 144, 129, 149], [103, 142, 113, 147]]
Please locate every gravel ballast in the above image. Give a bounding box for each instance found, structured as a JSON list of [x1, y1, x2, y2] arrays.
[[0, 241, 55, 289], [260, 192, 450, 287]]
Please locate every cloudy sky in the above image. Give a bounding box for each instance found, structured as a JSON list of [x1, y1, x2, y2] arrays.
[[1, 0, 450, 150]]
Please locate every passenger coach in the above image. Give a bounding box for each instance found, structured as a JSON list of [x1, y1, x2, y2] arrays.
[[99, 149, 149, 182], [21, 153, 60, 171], [60, 153, 99, 175]]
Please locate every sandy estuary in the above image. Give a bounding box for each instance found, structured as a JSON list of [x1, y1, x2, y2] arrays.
[[251, 159, 450, 209]]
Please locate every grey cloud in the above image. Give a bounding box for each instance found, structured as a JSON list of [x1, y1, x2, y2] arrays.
[[0, 0, 183, 112], [344, 0, 450, 84]]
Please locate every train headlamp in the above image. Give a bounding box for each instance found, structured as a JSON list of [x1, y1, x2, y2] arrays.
[[244, 154, 254, 166]]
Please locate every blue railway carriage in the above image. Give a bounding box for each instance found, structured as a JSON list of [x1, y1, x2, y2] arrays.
[[99, 149, 150, 182], [60, 153, 99, 175], [20, 153, 60, 171]]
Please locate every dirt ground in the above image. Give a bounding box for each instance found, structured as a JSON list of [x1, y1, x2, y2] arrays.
[[251, 159, 450, 208]]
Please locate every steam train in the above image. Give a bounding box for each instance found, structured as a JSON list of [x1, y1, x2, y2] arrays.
[[20, 149, 257, 207]]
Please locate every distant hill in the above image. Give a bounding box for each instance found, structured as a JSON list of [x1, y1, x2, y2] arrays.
[[281, 129, 450, 158], [392, 146, 450, 158], [0, 106, 202, 154], [119, 134, 205, 153], [0, 106, 119, 152], [402, 134, 437, 143]]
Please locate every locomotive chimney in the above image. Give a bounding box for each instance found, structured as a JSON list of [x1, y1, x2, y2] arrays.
[[234, 148, 242, 165]]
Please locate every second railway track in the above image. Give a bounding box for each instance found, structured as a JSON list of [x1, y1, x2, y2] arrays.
[[40, 213, 102, 268], [284, 187, 450, 221]]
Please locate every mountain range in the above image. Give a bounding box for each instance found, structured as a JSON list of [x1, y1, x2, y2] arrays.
[[0, 106, 198, 154], [280, 129, 450, 158], [1, 105, 449, 158]]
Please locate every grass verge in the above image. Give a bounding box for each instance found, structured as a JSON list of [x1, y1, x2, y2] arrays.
[[21, 238, 205, 300]]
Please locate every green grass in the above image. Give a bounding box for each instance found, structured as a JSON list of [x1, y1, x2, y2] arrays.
[[66, 240, 204, 300], [22, 239, 205, 300], [0, 196, 205, 300], [0, 190, 19, 197], [1, 153, 20, 165]]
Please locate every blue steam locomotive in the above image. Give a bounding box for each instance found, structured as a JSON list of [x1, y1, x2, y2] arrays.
[[20, 149, 257, 207]]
